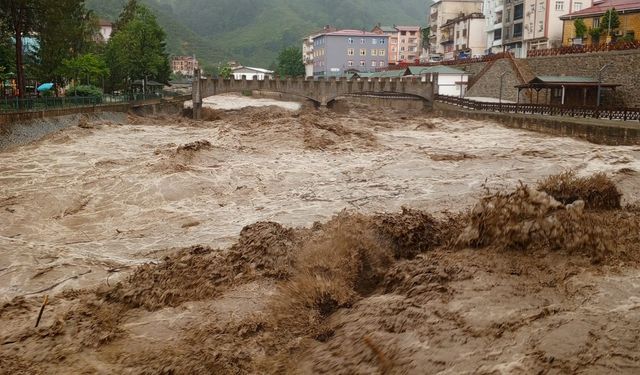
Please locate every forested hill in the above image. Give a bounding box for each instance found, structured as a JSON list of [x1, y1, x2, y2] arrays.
[[87, 0, 431, 70]]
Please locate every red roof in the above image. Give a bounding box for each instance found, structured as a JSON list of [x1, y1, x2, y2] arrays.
[[395, 26, 421, 31], [561, 0, 640, 19], [321, 29, 384, 37]]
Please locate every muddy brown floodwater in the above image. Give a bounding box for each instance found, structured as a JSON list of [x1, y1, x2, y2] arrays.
[[1, 96, 640, 374]]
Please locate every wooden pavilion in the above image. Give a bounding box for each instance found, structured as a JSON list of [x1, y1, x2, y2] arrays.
[[515, 76, 621, 107]]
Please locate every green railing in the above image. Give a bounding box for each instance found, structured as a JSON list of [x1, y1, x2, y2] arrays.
[[0, 92, 165, 113]]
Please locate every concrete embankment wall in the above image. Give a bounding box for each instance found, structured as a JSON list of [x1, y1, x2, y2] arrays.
[[0, 96, 190, 151], [434, 102, 640, 145], [460, 49, 640, 107]]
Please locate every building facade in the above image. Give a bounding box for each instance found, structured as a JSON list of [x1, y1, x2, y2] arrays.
[[440, 12, 487, 59], [98, 20, 113, 42], [170, 56, 199, 78], [371, 25, 400, 64], [561, 0, 640, 46], [396, 26, 423, 62], [428, 0, 485, 58], [303, 26, 336, 77], [231, 66, 274, 80], [523, 0, 594, 51], [311, 30, 389, 77], [484, 0, 505, 53], [501, 0, 526, 57]]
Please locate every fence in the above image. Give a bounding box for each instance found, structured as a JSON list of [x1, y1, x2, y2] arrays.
[[435, 94, 640, 122], [0, 93, 164, 113], [527, 40, 640, 57], [383, 52, 514, 71]]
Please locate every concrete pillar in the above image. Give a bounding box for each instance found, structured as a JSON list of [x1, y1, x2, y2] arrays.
[[192, 68, 202, 120]]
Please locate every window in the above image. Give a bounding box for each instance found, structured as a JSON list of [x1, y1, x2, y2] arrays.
[[574, 2, 582, 10], [359, 61, 365, 67], [456, 31, 460, 38], [379, 61, 386, 67], [505, 26, 511, 38], [555, 1, 563, 10], [380, 38, 386, 44], [462, 29, 467, 37], [379, 49, 386, 56], [347, 48, 354, 56], [506, 9, 511, 22], [514, 4, 523, 20], [593, 17, 600, 27], [347, 37, 353, 44], [538, 20, 544, 32], [400, 46, 405, 51], [410, 31, 416, 36], [372, 49, 378, 56], [348, 60, 354, 67], [360, 38, 365, 44], [372, 38, 378, 44], [371, 61, 377, 67], [360, 49, 366, 56], [513, 23, 523, 37], [496, 11, 503, 23], [401, 31, 407, 35]]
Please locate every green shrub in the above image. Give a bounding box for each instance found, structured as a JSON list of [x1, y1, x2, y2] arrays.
[[67, 85, 103, 98]]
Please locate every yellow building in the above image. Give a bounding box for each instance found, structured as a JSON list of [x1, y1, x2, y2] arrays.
[[561, 0, 640, 46]]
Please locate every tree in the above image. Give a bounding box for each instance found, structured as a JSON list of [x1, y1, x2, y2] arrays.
[[217, 63, 232, 78], [574, 18, 587, 38], [588, 27, 603, 44], [105, 2, 170, 91], [276, 46, 304, 77], [601, 8, 621, 38], [60, 53, 109, 87], [34, 0, 99, 84], [113, 0, 139, 32], [0, 0, 37, 97]]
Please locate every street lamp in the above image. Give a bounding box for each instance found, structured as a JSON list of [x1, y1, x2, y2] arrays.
[[596, 62, 612, 108]]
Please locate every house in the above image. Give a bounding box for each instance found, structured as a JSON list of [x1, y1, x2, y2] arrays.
[[440, 13, 486, 60], [98, 20, 113, 42], [171, 56, 199, 78], [371, 25, 400, 64], [303, 25, 337, 77], [311, 29, 390, 77], [515, 75, 620, 106], [231, 66, 274, 80], [407, 66, 471, 96], [428, 0, 484, 59], [523, 0, 595, 51], [561, 0, 640, 46]]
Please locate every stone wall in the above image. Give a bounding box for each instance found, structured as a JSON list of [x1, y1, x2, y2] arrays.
[[461, 49, 640, 107], [465, 59, 522, 102]]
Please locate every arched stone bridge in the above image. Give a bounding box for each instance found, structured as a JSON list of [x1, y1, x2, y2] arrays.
[[191, 69, 438, 119]]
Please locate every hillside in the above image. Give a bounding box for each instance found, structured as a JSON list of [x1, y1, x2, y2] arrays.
[[87, 0, 430, 69]]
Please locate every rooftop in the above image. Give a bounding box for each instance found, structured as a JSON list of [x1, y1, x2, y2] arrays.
[[407, 66, 469, 75], [395, 26, 422, 31], [560, 0, 640, 19], [232, 66, 274, 74], [318, 29, 385, 38]]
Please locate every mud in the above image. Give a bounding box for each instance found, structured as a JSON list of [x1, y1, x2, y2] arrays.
[[2, 95, 640, 373]]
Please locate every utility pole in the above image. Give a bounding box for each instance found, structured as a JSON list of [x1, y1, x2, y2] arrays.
[[596, 62, 612, 108]]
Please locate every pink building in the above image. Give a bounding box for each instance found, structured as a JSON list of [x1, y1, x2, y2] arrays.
[[395, 26, 423, 63]]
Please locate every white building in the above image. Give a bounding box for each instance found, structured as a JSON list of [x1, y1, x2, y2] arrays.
[[441, 12, 487, 60], [98, 20, 113, 42], [231, 66, 274, 80], [428, 0, 485, 58], [483, 0, 504, 53], [407, 66, 471, 97], [523, 0, 593, 51]]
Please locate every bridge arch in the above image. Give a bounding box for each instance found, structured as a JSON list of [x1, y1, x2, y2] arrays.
[[191, 70, 437, 119]]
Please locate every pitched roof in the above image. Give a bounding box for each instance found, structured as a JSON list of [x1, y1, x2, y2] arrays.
[[531, 75, 599, 83], [232, 66, 274, 74], [373, 25, 399, 33], [320, 29, 385, 37], [395, 26, 421, 31], [370, 70, 407, 78], [560, 0, 640, 19], [408, 66, 469, 75]]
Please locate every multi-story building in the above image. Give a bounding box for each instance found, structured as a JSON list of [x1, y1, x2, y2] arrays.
[[303, 25, 337, 77], [396, 26, 423, 62], [170, 56, 199, 78], [311, 30, 389, 77], [371, 25, 400, 64], [441, 13, 487, 59], [98, 20, 113, 42], [523, 0, 594, 51], [501, 0, 526, 57], [428, 0, 485, 58], [561, 0, 640, 46], [484, 0, 505, 53]]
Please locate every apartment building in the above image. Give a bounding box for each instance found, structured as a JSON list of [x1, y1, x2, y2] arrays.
[[371, 25, 400, 64], [170, 56, 199, 77], [484, 0, 505, 53], [440, 13, 487, 59], [428, 0, 485, 58], [312, 30, 390, 77], [396, 26, 423, 62], [303, 25, 337, 77], [523, 0, 594, 51], [501, 0, 526, 57]]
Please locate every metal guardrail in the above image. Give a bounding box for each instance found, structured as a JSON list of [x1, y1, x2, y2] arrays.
[[0, 93, 165, 113], [435, 94, 640, 122]]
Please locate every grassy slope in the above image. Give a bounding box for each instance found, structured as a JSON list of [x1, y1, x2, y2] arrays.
[[87, 0, 431, 68]]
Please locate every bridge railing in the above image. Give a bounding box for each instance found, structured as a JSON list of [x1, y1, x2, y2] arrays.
[[0, 93, 169, 114], [435, 94, 640, 122]]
